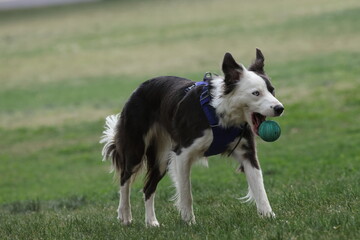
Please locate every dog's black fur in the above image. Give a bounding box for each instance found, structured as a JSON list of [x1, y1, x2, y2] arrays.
[[114, 77, 214, 199]]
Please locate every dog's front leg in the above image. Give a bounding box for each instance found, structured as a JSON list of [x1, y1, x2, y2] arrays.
[[242, 160, 275, 218], [176, 153, 196, 224], [232, 148, 275, 218], [169, 152, 196, 224]]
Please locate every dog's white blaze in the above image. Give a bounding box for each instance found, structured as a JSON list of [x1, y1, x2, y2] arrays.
[[145, 193, 160, 227], [242, 71, 283, 116], [211, 76, 247, 127], [168, 129, 213, 224]]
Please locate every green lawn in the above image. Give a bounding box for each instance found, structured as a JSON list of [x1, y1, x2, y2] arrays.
[[0, 0, 359, 239]]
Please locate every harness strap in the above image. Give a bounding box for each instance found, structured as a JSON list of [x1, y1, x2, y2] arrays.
[[185, 73, 247, 157], [227, 123, 248, 157]]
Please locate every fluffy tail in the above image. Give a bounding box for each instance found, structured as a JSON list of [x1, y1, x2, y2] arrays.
[[100, 114, 120, 172]]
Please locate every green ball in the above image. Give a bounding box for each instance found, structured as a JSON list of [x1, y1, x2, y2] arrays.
[[258, 120, 281, 142]]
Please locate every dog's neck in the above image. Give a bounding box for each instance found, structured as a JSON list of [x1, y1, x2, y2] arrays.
[[209, 77, 247, 128]]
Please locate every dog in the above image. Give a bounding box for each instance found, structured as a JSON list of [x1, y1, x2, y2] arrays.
[[100, 49, 284, 226]]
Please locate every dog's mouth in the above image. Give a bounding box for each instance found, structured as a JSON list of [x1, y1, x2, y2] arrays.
[[252, 113, 266, 135]]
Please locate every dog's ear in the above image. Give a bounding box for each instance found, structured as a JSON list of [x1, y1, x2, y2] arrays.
[[222, 52, 243, 85], [249, 48, 265, 74]]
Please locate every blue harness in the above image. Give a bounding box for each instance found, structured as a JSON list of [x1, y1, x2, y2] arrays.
[[186, 73, 246, 157]]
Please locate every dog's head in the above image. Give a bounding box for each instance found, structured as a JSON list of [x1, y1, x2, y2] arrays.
[[218, 49, 284, 135]]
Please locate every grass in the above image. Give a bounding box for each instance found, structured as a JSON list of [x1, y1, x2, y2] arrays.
[[0, 0, 360, 239]]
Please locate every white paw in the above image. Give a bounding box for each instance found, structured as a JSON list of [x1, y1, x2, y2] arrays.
[[146, 220, 160, 227], [186, 218, 196, 225], [181, 210, 196, 225], [117, 209, 132, 225], [258, 209, 276, 218], [118, 217, 132, 225]]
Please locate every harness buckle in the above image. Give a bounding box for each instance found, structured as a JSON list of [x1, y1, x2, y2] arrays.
[[203, 72, 212, 82]]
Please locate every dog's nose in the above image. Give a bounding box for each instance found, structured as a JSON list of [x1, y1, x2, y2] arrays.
[[274, 105, 284, 116]]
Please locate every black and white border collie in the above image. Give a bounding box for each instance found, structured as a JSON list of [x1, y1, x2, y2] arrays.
[[100, 49, 284, 227]]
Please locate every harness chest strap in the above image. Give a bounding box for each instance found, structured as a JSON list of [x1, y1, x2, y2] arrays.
[[186, 75, 246, 157]]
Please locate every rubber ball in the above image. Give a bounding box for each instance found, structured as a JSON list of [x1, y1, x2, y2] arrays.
[[258, 120, 281, 142]]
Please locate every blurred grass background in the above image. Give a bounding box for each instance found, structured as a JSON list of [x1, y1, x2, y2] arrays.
[[0, 0, 359, 239]]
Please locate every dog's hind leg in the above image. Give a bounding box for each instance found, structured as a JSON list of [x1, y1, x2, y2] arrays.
[[143, 128, 171, 227], [117, 141, 145, 225], [143, 143, 165, 227], [117, 179, 133, 225]]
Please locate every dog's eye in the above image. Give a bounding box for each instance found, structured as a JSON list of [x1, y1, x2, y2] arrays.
[[252, 91, 260, 96]]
